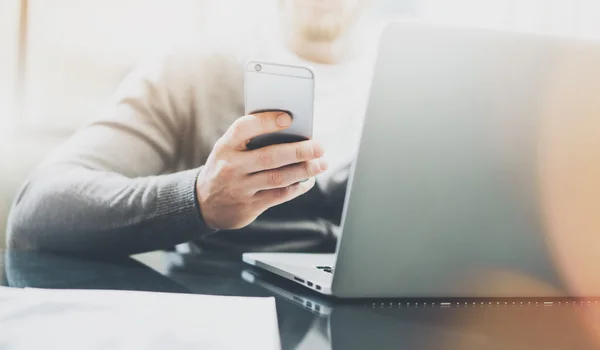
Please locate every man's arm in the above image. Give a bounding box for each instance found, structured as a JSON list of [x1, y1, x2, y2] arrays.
[[7, 52, 216, 255]]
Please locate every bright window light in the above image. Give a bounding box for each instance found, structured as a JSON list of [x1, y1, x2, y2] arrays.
[[0, 0, 19, 132]]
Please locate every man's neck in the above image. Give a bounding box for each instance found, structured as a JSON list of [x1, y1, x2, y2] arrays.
[[284, 18, 371, 65]]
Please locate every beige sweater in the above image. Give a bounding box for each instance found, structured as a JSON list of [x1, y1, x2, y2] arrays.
[[7, 33, 378, 254]]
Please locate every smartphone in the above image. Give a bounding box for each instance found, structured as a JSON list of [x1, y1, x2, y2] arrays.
[[244, 60, 315, 150]]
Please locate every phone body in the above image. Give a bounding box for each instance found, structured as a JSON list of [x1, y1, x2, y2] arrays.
[[244, 60, 315, 150]]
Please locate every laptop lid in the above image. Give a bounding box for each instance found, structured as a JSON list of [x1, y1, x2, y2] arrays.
[[331, 21, 600, 298]]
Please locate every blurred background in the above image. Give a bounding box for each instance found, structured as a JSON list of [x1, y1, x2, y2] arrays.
[[1, 0, 600, 247]]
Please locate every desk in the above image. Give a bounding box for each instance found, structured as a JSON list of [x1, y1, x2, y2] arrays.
[[3, 248, 600, 350]]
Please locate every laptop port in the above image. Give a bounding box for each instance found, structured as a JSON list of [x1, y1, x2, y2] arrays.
[[306, 301, 312, 307], [307, 281, 313, 287], [316, 285, 322, 291], [294, 277, 305, 283]]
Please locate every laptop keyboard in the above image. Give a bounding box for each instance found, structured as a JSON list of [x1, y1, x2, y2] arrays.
[[316, 266, 334, 274]]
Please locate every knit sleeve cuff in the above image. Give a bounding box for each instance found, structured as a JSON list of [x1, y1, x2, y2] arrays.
[[154, 167, 217, 241]]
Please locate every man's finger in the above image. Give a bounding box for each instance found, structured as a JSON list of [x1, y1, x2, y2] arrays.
[[224, 112, 292, 150], [246, 159, 328, 192], [254, 178, 316, 208], [243, 140, 324, 173]]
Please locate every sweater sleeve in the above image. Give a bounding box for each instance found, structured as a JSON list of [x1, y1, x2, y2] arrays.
[[7, 51, 217, 255]]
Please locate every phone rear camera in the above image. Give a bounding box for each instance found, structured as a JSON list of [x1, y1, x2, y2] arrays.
[[255, 64, 262, 72]]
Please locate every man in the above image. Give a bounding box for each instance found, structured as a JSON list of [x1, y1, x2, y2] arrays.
[[7, 0, 383, 255]]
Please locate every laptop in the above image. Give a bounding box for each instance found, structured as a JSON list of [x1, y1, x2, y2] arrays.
[[244, 21, 600, 298]]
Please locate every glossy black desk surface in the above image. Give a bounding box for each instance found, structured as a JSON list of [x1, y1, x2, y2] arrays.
[[3, 249, 600, 350]]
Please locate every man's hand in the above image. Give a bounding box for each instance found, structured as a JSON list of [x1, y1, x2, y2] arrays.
[[196, 112, 328, 230]]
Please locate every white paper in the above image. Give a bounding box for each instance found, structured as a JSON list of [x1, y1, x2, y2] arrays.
[[0, 288, 281, 350]]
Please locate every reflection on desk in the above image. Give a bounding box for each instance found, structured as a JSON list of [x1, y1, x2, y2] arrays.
[[3, 249, 190, 293], [3, 249, 600, 350]]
